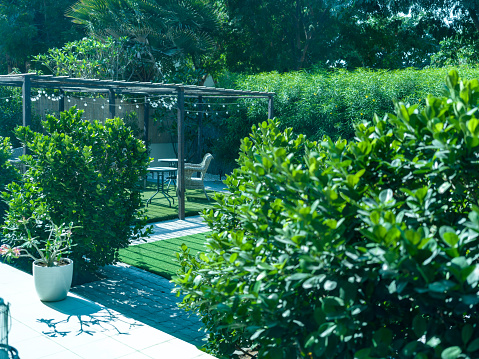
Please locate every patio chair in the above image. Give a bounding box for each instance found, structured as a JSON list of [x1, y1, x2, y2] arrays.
[[9, 147, 24, 172], [9, 147, 23, 160], [180, 153, 214, 200]]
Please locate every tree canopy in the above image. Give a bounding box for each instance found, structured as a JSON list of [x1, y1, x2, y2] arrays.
[[2, 0, 479, 76], [0, 0, 83, 73], [213, 0, 457, 72], [66, 0, 220, 81]]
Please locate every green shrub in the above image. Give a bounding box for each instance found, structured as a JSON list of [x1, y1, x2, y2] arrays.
[[212, 67, 479, 171], [34, 37, 141, 81], [430, 37, 479, 67], [173, 70, 479, 358], [0, 137, 20, 225], [2, 107, 151, 273], [0, 87, 23, 147]]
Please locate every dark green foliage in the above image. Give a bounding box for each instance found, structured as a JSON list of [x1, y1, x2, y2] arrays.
[[2, 107, 151, 273], [173, 70, 479, 358], [0, 137, 19, 225], [66, 0, 220, 82], [216, 0, 446, 72], [213, 67, 479, 170], [0, 0, 83, 73], [0, 87, 23, 147]]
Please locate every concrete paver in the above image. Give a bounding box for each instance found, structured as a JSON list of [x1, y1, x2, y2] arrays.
[[0, 215, 215, 359], [71, 263, 207, 346]]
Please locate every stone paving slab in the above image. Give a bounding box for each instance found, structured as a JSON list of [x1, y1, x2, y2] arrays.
[[0, 262, 216, 359], [71, 263, 207, 346], [1, 216, 216, 358]]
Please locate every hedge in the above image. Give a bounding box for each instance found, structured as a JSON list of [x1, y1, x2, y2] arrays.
[[212, 66, 479, 170]]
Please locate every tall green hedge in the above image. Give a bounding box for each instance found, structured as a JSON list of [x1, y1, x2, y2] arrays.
[[213, 66, 479, 170], [0, 87, 23, 148]]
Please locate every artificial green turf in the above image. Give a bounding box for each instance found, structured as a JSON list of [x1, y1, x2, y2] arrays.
[[140, 182, 217, 223], [119, 232, 209, 279]]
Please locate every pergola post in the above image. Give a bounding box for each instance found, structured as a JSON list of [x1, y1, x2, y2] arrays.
[[268, 95, 274, 119], [22, 75, 32, 156], [144, 96, 150, 146], [59, 89, 65, 113], [109, 89, 115, 118], [177, 88, 186, 220], [197, 96, 203, 163]]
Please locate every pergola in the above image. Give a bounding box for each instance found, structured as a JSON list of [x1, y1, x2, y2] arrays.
[[0, 73, 275, 219]]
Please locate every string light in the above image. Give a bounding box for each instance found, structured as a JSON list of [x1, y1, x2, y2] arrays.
[[1, 91, 263, 118]]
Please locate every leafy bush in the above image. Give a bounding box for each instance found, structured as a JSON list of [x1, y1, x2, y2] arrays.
[[33, 36, 209, 85], [0, 137, 20, 226], [430, 37, 479, 67], [0, 87, 23, 147], [33, 37, 149, 81], [2, 107, 151, 273], [174, 70, 479, 358], [212, 67, 479, 171]]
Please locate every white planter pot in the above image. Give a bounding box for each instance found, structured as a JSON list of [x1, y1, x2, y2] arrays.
[[32, 259, 73, 302]]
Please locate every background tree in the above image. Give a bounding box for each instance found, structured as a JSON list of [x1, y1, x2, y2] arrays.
[[216, 0, 342, 72], [67, 0, 221, 82], [214, 0, 451, 72], [0, 0, 83, 73], [351, 0, 479, 34], [332, 9, 450, 69]]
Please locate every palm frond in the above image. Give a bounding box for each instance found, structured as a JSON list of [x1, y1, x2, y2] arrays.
[[67, 0, 219, 61]]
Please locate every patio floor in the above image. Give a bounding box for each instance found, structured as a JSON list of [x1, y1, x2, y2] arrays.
[[0, 216, 217, 359]]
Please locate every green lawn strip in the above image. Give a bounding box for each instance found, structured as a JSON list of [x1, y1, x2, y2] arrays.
[[119, 232, 210, 280], [140, 182, 217, 223]]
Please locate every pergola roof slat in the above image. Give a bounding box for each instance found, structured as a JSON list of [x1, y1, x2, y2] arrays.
[[1, 73, 274, 221], [0, 73, 274, 97]]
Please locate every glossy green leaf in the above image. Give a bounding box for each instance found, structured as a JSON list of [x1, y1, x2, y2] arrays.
[[441, 346, 462, 359]]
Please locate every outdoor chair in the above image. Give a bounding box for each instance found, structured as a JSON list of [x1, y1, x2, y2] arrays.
[[9, 147, 24, 172], [180, 153, 214, 200]]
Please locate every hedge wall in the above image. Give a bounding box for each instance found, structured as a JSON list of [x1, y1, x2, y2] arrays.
[[212, 66, 479, 171]]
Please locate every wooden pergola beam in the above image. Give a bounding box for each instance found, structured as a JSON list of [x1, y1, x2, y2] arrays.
[[177, 88, 185, 220], [109, 89, 115, 118], [22, 75, 32, 156], [1, 73, 274, 220]]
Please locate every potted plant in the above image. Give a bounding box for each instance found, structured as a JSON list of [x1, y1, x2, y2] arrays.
[[0, 217, 75, 302]]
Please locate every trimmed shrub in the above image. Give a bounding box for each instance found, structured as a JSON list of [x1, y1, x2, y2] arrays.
[[173, 70, 479, 358], [0, 87, 23, 147], [2, 107, 151, 273], [212, 67, 479, 171]]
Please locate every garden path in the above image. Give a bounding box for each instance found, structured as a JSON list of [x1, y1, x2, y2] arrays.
[[1, 215, 215, 359]]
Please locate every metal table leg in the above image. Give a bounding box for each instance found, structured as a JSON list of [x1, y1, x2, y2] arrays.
[[146, 170, 176, 207]]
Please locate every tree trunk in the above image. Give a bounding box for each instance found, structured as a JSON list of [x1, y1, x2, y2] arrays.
[[467, 6, 479, 33], [43, 0, 49, 44], [295, 0, 302, 70], [297, 7, 329, 70]]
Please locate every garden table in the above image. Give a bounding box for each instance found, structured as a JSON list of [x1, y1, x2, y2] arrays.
[[157, 158, 184, 188], [146, 166, 178, 207]]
